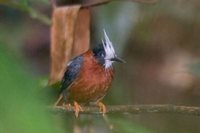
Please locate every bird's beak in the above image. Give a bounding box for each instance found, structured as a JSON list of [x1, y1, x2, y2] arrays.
[[110, 56, 126, 63]]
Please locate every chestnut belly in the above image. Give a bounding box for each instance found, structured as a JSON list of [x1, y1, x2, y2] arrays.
[[67, 70, 113, 103], [67, 79, 111, 104]]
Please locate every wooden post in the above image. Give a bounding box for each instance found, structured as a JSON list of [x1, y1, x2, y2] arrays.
[[49, 5, 90, 85]]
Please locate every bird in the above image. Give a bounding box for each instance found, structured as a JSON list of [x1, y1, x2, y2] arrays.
[[54, 30, 125, 117]]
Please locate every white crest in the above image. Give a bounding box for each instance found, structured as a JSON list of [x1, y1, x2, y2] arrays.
[[102, 30, 116, 68]]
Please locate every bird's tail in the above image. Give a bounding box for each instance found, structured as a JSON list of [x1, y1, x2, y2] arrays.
[[54, 94, 64, 107]]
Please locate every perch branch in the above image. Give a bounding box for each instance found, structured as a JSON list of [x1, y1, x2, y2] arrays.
[[52, 104, 200, 116], [82, 0, 158, 7]]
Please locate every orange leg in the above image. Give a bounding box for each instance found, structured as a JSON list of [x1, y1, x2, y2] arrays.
[[73, 101, 83, 117], [97, 102, 106, 115]]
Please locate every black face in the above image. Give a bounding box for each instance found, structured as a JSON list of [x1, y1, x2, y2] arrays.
[[92, 44, 106, 66]]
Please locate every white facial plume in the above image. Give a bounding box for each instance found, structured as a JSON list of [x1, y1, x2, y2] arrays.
[[102, 30, 116, 68]]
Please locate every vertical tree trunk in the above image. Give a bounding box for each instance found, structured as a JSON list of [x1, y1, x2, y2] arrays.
[[49, 6, 90, 85]]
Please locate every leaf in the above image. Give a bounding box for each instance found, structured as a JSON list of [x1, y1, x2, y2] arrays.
[[0, 44, 63, 133]]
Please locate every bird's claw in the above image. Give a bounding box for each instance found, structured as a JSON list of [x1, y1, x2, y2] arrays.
[[97, 102, 106, 115], [74, 101, 83, 117]]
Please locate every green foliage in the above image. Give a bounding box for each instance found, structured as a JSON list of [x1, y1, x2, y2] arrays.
[[0, 44, 64, 133]]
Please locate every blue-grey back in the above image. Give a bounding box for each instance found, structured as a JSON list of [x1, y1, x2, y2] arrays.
[[60, 55, 84, 93]]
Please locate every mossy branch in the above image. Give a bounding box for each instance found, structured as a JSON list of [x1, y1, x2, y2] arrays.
[[52, 104, 200, 116], [0, 1, 51, 25]]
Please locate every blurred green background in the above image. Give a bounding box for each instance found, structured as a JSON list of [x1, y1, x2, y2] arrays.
[[1, 0, 200, 133]]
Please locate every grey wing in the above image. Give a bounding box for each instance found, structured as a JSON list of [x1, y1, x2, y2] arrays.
[[60, 55, 84, 94]]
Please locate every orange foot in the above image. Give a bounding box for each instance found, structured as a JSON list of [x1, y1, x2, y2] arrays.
[[73, 101, 83, 117], [97, 102, 106, 115]]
